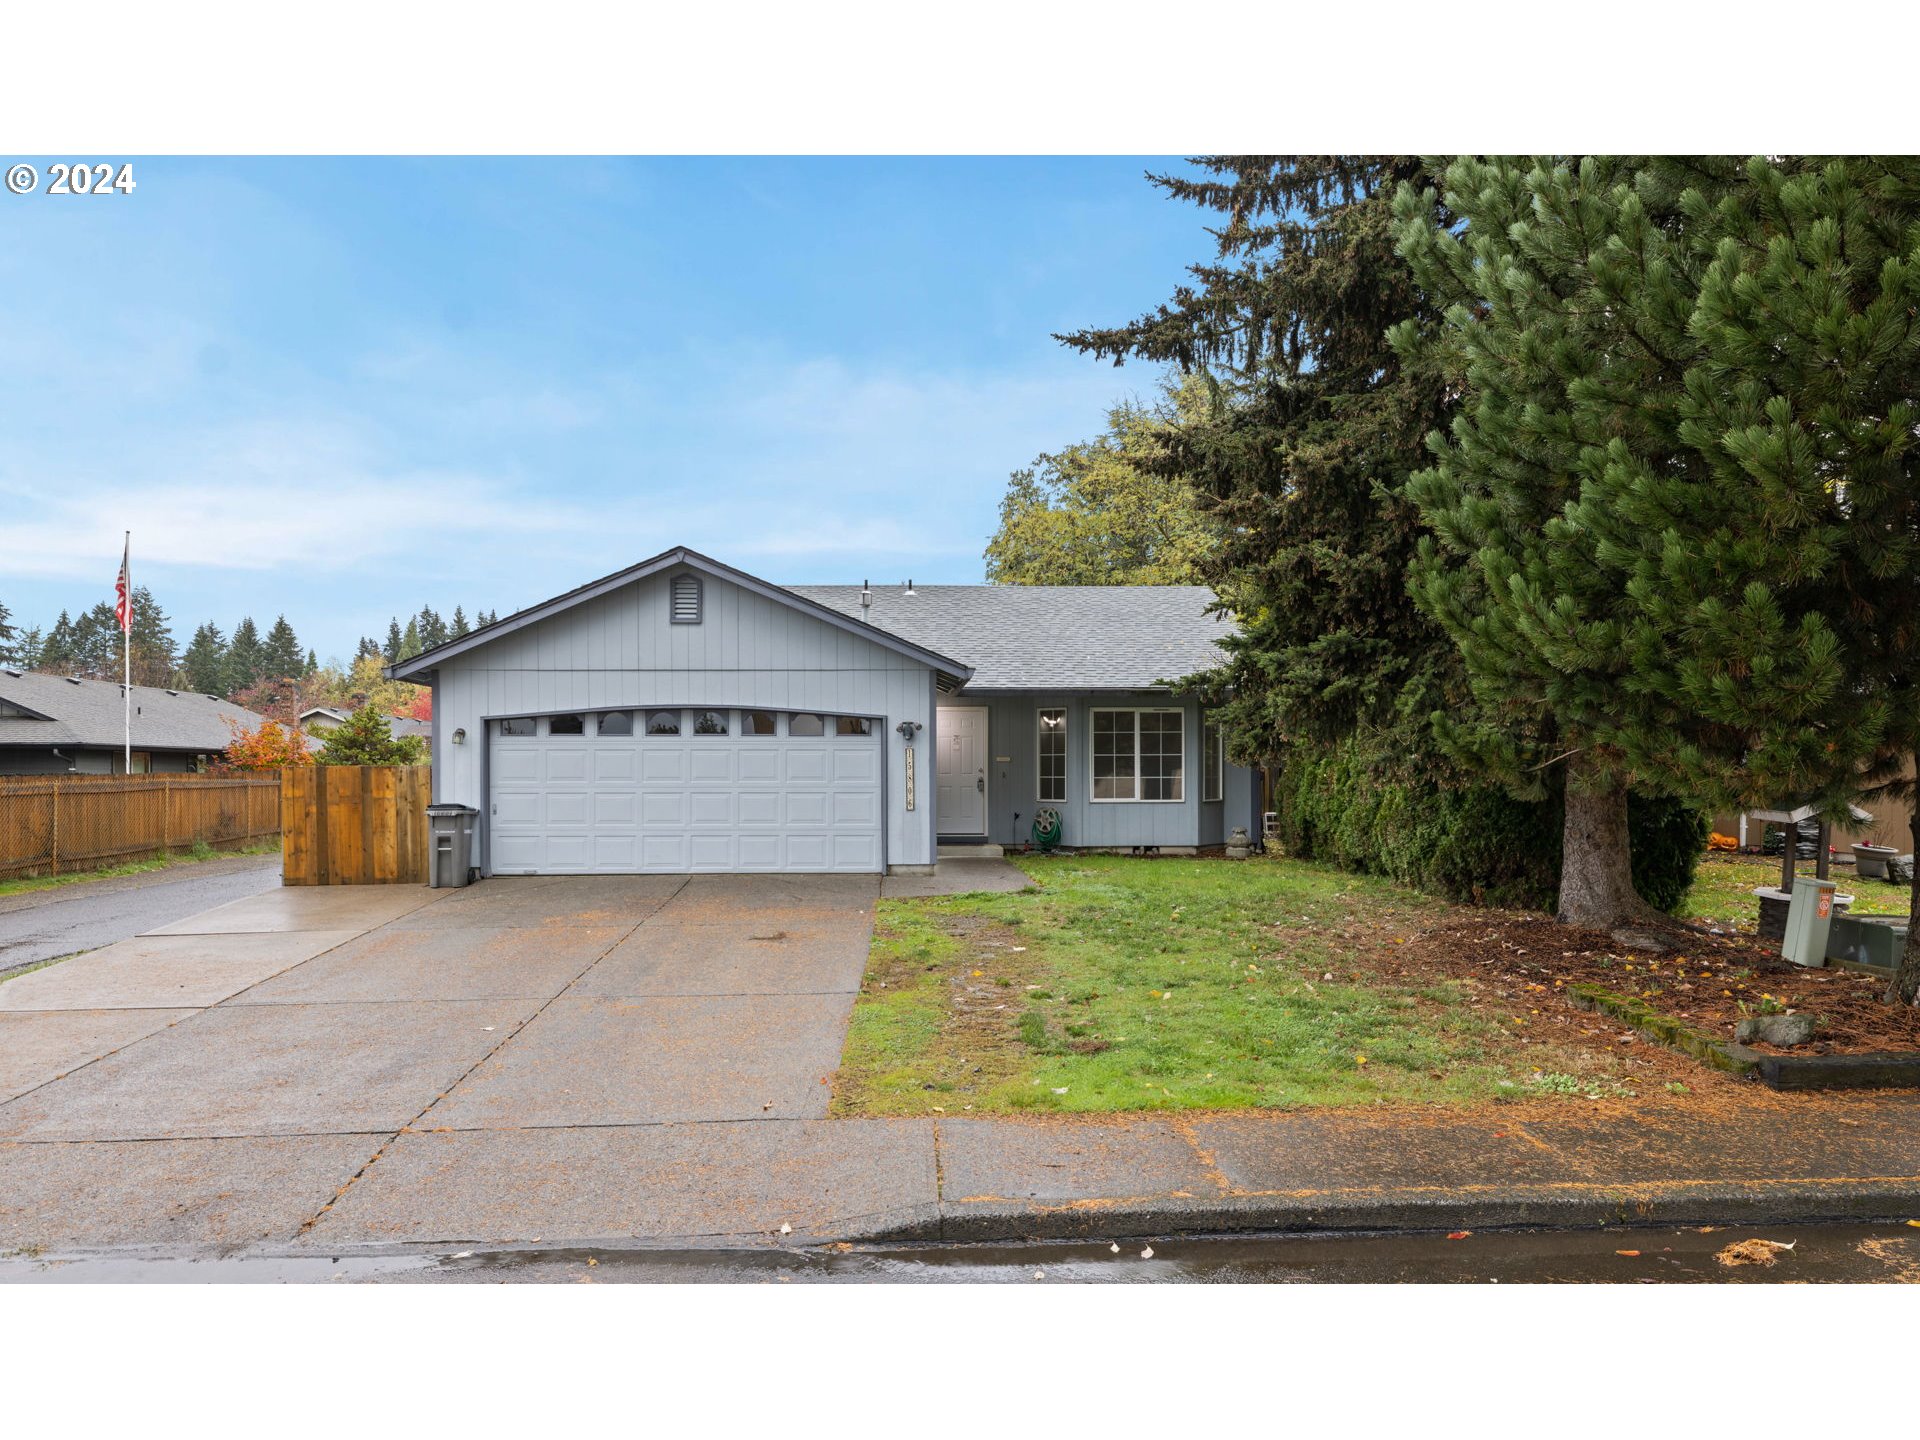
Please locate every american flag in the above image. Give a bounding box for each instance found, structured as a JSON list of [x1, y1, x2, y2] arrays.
[[114, 536, 131, 633]]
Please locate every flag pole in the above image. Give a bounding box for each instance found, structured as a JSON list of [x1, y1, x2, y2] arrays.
[[123, 531, 131, 774]]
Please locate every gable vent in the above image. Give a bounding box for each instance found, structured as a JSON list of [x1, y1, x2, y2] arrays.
[[670, 573, 703, 625]]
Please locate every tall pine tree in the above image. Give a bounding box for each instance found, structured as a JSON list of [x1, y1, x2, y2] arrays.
[[1390, 156, 1750, 929], [1058, 158, 1461, 767], [226, 617, 264, 695], [1589, 157, 1920, 999], [180, 622, 228, 694], [260, 615, 304, 680]]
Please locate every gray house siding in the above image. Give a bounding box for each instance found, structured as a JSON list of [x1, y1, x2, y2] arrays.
[[427, 566, 938, 872], [949, 692, 1253, 852]]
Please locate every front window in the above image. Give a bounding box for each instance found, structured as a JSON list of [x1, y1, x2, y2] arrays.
[[1091, 708, 1183, 802], [1037, 707, 1066, 803], [1203, 721, 1223, 802]]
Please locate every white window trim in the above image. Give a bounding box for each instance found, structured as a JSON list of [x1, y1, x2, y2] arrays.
[[1088, 706, 1185, 804], [1037, 706, 1067, 803], [1204, 721, 1224, 803]]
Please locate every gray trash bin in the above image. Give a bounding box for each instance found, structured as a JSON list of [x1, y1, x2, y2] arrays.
[[426, 803, 479, 889]]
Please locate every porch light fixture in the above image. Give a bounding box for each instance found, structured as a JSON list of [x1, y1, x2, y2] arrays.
[[896, 720, 921, 742], [452, 728, 467, 745]]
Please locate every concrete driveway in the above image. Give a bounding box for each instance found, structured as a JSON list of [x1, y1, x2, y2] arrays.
[[0, 873, 938, 1252]]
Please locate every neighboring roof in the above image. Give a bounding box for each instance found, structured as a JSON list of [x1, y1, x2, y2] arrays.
[[388, 716, 432, 741], [788, 585, 1234, 691], [389, 546, 974, 686], [0, 670, 269, 753], [299, 706, 348, 723]]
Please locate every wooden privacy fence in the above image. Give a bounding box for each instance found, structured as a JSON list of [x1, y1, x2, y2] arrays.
[[0, 772, 281, 881], [282, 765, 433, 886]]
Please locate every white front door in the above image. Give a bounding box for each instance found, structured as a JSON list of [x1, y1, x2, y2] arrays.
[[937, 707, 988, 836]]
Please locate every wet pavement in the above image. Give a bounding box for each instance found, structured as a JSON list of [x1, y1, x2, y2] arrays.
[[6, 872, 1920, 1259], [0, 854, 282, 977], [6, 1221, 1918, 1283]]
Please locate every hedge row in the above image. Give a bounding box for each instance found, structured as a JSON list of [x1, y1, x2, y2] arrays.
[[1271, 737, 1707, 913]]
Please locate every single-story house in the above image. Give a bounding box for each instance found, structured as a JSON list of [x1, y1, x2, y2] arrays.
[[298, 706, 350, 733], [390, 546, 1257, 876], [0, 668, 268, 775], [300, 706, 432, 749]]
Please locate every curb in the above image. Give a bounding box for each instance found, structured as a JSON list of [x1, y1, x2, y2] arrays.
[[855, 1178, 1920, 1245]]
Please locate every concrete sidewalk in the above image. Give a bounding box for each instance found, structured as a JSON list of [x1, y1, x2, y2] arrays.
[[3, 874, 1918, 1259]]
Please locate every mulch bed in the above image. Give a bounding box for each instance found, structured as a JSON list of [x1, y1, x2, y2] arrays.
[[1381, 915, 1920, 1059]]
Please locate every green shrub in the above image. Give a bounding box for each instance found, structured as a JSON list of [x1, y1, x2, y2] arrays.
[[1270, 735, 1704, 914]]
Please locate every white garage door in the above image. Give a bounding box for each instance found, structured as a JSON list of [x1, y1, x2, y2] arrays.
[[488, 707, 883, 874]]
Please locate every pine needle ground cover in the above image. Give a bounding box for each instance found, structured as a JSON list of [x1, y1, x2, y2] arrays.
[[831, 854, 1664, 1116]]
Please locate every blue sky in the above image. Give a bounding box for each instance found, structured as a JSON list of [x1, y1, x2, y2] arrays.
[[0, 157, 1208, 665]]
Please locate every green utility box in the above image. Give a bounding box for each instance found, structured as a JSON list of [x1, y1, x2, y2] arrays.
[[1781, 876, 1838, 967], [1825, 914, 1910, 971]]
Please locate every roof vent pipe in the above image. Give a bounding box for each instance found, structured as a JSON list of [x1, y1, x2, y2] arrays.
[[904, 578, 916, 596], [860, 579, 872, 622]]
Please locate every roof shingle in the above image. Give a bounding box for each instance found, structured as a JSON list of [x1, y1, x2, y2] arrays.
[[785, 585, 1233, 691], [0, 671, 268, 753]]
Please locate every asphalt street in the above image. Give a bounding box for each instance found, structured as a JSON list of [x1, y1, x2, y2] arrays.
[[0, 854, 283, 977]]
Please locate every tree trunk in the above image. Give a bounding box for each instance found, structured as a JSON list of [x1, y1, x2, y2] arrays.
[[1886, 767, 1920, 1006], [1556, 758, 1653, 930]]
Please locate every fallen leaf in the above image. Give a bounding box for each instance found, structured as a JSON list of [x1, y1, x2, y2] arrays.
[[1109, 1242, 1121, 1253], [1447, 1231, 1471, 1241], [1140, 1246, 1155, 1259], [1615, 1249, 1642, 1257], [779, 1222, 792, 1236]]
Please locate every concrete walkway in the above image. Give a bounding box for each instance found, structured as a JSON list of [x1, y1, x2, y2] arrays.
[[3, 874, 1919, 1257], [0, 852, 283, 978]]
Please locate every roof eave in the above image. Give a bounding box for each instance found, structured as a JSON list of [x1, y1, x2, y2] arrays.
[[388, 546, 975, 686]]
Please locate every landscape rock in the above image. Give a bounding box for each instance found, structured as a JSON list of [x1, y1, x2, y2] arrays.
[[1735, 1013, 1816, 1048]]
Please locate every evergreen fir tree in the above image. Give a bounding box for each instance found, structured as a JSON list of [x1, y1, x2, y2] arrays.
[[383, 619, 404, 664], [40, 610, 77, 675], [355, 635, 382, 662], [260, 615, 304, 679], [0, 598, 13, 666], [226, 617, 264, 695], [1058, 158, 1462, 770], [416, 605, 447, 651], [11, 625, 44, 670], [305, 648, 318, 675], [180, 623, 228, 694], [399, 618, 422, 661], [450, 607, 470, 638]]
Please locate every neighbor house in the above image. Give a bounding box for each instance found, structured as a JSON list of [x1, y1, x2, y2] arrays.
[[0, 669, 268, 775], [390, 546, 1257, 876], [300, 706, 432, 749]]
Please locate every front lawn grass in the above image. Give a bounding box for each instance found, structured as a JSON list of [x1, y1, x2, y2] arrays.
[[833, 853, 1596, 1116], [1677, 852, 1912, 929]]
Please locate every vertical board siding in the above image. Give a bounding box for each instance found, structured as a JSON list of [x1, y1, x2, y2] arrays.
[[281, 765, 431, 885], [430, 569, 937, 869], [960, 693, 1253, 851]]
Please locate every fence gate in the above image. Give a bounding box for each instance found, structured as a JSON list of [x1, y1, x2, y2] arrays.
[[281, 765, 432, 885]]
